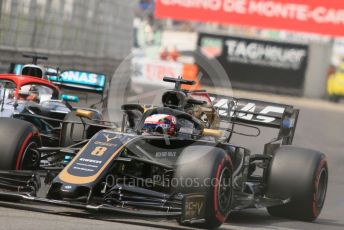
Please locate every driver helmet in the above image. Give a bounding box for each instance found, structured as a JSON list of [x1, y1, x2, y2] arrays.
[[27, 86, 40, 102], [143, 114, 177, 136]]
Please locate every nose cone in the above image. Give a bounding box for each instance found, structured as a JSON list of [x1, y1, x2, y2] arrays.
[[47, 182, 91, 199]]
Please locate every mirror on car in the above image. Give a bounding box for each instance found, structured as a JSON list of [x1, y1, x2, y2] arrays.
[[61, 94, 79, 103]]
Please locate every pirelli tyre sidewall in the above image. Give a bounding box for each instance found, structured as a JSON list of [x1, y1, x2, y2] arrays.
[[0, 118, 41, 170], [175, 145, 233, 229], [266, 146, 328, 221]]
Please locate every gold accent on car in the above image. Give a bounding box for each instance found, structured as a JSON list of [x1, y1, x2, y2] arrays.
[[75, 109, 93, 119]]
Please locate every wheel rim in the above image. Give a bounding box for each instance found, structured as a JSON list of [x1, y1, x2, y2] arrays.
[[20, 141, 40, 170], [217, 167, 232, 213], [316, 168, 328, 208]]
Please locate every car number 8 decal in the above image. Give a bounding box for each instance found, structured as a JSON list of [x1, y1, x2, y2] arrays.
[[91, 146, 107, 156]]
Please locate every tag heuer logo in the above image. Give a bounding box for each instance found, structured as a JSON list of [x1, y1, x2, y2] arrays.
[[200, 37, 223, 59]]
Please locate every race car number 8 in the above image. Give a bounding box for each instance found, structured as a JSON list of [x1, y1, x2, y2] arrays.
[[91, 146, 107, 156]]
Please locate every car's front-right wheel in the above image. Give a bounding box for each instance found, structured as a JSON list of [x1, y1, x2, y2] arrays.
[[0, 118, 41, 170]]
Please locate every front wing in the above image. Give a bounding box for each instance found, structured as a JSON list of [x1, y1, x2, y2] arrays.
[[0, 170, 207, 224]]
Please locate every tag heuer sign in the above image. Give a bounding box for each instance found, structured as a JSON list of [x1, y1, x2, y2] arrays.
[[200, 37, 223, 59], [197, 32, 309, 95]]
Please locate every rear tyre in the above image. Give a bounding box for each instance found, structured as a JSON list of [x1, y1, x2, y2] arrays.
[[175, 146, 233, 229], [266, 146, 328, 221], [0, 118, 41, 170]]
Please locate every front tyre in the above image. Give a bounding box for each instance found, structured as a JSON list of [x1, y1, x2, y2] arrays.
[[60, 111, 101, 147], [60, 112, 86, 147], [175, 146, 233, 229], [266, 146, 328, 221], [0, 118, 41, 170]]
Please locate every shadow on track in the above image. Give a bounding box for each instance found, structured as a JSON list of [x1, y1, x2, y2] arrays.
[[0, 201, 191, 230], [0, 201, 343, 230]]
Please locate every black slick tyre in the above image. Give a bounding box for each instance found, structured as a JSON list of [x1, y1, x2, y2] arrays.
[[175, 145, 233, 229], [266, 146, 328, 221], [0, 118, 41, 170]]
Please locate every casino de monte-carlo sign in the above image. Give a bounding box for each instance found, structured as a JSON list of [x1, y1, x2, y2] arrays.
[[155, 0, 344, 37]]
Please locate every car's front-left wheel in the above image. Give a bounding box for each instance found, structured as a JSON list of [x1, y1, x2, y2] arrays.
[[175, 145, 233, 229]]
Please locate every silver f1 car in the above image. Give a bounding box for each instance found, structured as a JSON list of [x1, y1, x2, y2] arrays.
[[0, 54, 114, 170], [0, 77, 328, 229]]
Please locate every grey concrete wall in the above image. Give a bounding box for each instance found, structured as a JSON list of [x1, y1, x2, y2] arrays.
[[303, 42, 333, 98], [0, 0, 136, 77]]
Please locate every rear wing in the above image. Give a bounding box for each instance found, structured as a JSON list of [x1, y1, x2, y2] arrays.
[[10, 63, 106, 94], [209, 94, 299, 144], [47, 70, 106, 94]]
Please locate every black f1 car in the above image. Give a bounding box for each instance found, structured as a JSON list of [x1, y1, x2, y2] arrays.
[[0, 77, 328, 229]]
